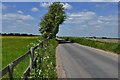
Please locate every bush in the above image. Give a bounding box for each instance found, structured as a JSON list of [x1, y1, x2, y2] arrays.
[[30, 39, 58, 79], [65, 37, 69, 41]]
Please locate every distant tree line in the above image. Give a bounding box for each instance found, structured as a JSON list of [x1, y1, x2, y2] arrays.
[[86, 36, 119, 39], [0, 33, 38, 36], [87, 36, 107, 39]]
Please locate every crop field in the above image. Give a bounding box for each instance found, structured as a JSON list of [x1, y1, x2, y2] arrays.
[[1, 36, 40, 78], [87, 38, 119, 43]]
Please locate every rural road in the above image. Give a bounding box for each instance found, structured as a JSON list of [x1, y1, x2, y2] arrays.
[[56, 39, 118, 78]]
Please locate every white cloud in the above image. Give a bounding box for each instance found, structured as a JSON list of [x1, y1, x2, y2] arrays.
[[62, 3, 72, 10], [2, 13, 36, 34], [66, 11, 97, 24], [0, 3, 1, 15], [79, 0, 119, 2], [31, 7, 39, 12], [97, 0, 119, 1], [3, 13, 35, 21], [65, 11, 118, 31], [2, 4, 7, 10], [13, 5, 16, 8], [40, 2, 51, 8], [17, 10, 23, 14], [58, 11, 118, 37], [40, 2, 72, 10], [0, 13, 2, 20], [1, 4, 17, 10]]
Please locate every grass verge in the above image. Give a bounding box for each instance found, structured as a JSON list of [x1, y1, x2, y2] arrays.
[[60, 36, 119, 54], [0, 37, 2, 70]]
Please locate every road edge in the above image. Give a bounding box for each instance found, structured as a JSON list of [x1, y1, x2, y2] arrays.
[[56, 44, 67, 78]]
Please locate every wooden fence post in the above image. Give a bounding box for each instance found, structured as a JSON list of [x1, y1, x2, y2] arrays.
[[8, 63, 13, 80], [30, 47, 34, 70]]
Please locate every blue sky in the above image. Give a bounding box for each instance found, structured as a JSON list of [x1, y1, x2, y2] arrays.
[[1, 2, 118, 38]]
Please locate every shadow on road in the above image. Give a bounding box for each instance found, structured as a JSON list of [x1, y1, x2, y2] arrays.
[[56, 40, 73, 44]]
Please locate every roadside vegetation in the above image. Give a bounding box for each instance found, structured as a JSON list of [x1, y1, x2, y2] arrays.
[[0, 36, 2, 70], [29, 2, 65, 78], [28, 2, 66, 79], [30, 39, 58, 79], [60, 36, 120, 54]]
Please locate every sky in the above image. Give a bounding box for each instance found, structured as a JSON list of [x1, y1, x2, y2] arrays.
[[1, 2, 118, 38]]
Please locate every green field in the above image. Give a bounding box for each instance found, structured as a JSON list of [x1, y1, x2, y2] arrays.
[[2, 36, 39, 78], [60, 37, 119, 54], [1, 36, 58, 79]]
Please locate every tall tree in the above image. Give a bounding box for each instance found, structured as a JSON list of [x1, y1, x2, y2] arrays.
[[39, 2, 66, 39]]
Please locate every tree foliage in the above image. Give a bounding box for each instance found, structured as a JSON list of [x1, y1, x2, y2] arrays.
[[39, 2, 66, 39]]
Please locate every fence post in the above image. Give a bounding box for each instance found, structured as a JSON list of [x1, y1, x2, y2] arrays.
[[8, 63, 13, 80], [30, 47, 34, 70]]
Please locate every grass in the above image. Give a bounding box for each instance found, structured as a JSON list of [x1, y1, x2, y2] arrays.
[[0, 37, 2, 70], [30, 39, 58, 79], [2, 36, 40, 78], [1, 36, 58, 79], [60, 36, 120, 54]]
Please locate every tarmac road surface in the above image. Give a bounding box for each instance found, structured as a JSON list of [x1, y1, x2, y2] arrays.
[[57, 40, 118, 78]]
